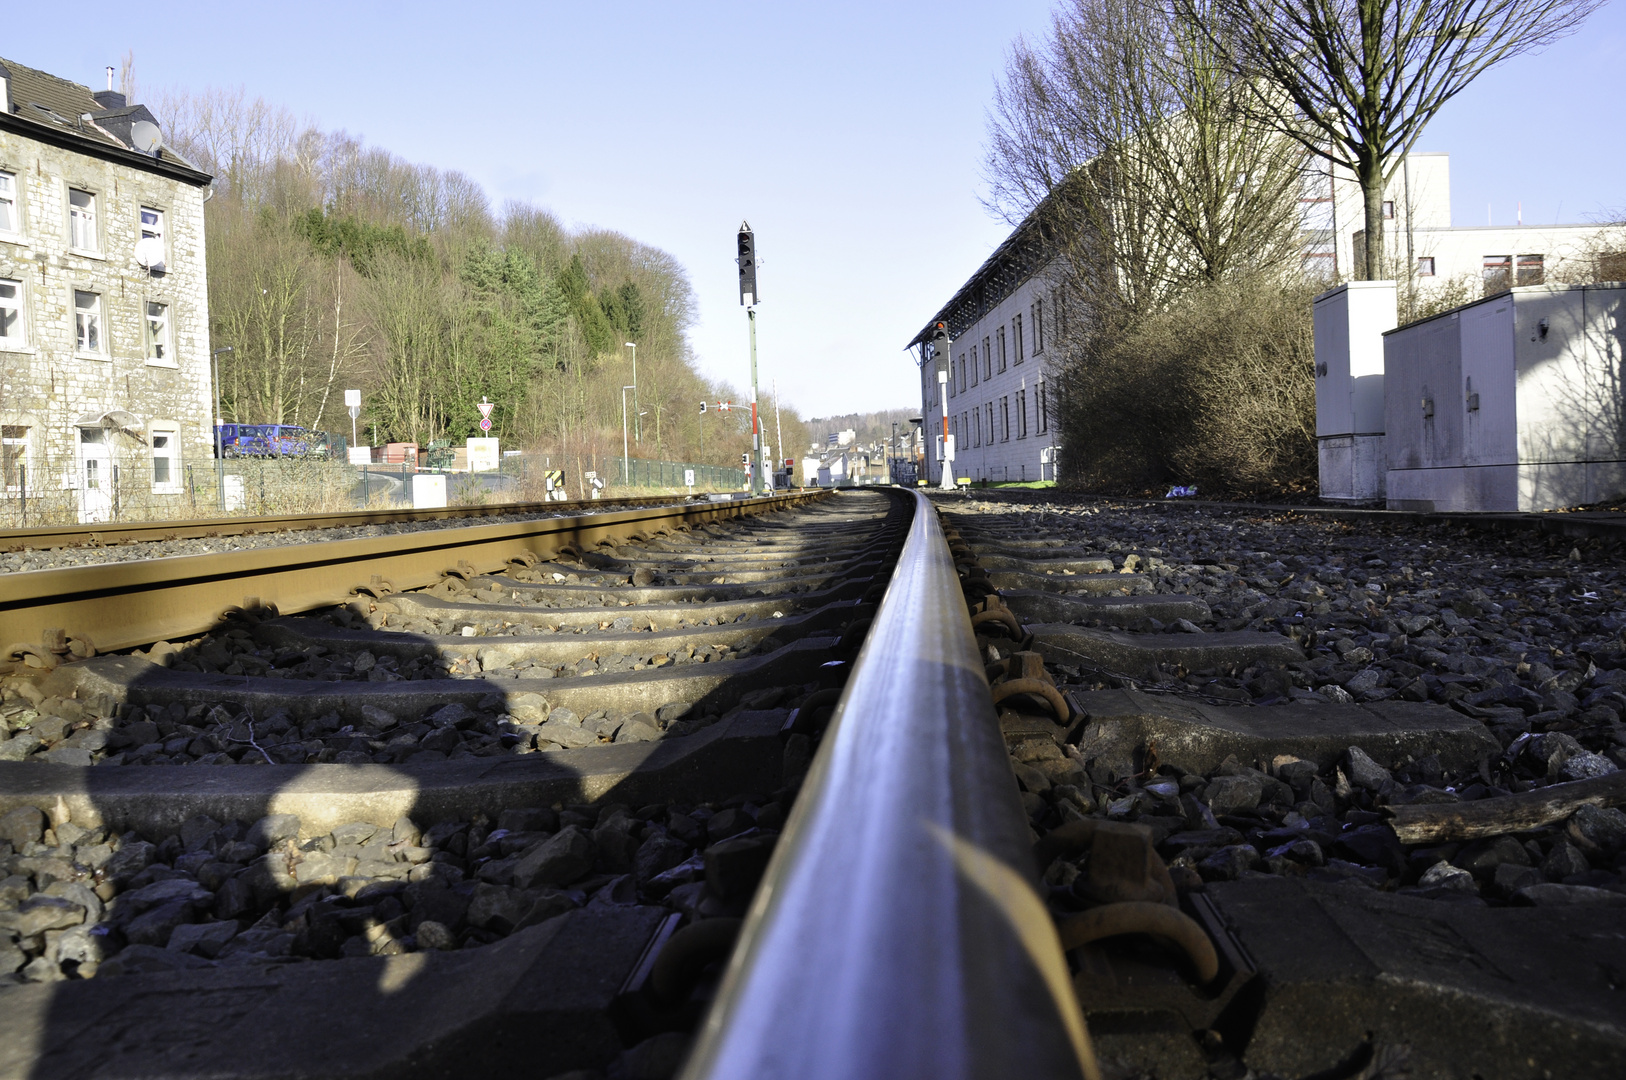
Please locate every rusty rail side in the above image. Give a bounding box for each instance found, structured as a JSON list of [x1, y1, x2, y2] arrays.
[[0, 494, 727, 551], [0, 491, 829, 655]]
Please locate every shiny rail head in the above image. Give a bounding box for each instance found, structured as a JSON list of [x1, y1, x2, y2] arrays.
[[682, 490, 1096, 1080]]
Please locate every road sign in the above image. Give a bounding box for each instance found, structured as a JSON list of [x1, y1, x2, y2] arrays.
[[477, 400, 495, 420], [344, 389, 361, 408], [479, 417, 492, 432], [717, 401, 732, 412], [684, 469, 695, 487]]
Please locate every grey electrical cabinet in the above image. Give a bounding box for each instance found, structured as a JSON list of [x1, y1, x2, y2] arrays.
[[1383, 283, 1626, 511]]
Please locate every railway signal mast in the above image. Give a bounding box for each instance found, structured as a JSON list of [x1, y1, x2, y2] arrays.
[[931, 323, 956, 489], [738, 222, 763, 496]]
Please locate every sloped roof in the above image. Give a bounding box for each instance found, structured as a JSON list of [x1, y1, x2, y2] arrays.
[[0, 55, 210, 184], [905, 206, 1053, 353]]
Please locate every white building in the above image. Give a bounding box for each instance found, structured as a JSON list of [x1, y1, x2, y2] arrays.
[[1307, 152, 1618, 300], [908, 217, 1061, 486]]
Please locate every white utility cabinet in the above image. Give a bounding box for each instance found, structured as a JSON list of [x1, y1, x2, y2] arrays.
[[1314, 282, 1396, 501]]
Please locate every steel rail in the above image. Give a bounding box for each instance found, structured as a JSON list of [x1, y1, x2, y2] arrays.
[[681, 489, 1096, 1080], [0, 494, 717, 551], [0, 491, 828, 656]]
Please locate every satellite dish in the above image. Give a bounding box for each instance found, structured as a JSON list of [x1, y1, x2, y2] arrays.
[[134, 236, 166, 272], [130, 120, 161, 154]]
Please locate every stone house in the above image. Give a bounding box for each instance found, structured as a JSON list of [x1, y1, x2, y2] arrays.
[[0, 57, 213, 522]]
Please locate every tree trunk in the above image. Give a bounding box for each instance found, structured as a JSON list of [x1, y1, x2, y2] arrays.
[[1358, 154, 1386, 281]]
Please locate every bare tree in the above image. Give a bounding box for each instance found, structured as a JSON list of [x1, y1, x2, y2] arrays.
[[986, 0, 1307, 320], [1190, 0, 1604, 280]]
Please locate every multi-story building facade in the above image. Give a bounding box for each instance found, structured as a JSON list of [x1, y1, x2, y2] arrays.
[[1304, 152, 1621, 297], [0, 57, 214, 522], [909, 217, 1061, 486]]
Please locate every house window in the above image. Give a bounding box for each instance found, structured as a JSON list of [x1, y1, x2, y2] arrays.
[[1054, 290, 1066, 336], [1038, 380, 1048, 434], [0, 172, 17, 236], [1383, 200, 1395, 220], [959, 354, 967, 393], [969, 345, 978, 386], [997, 327, 1007, 372], [2, 426, 27, 491], [137, 207, 166, 271], [983, 336, 992, 379], [150, 425, 180, 491], [1016, 389, 1028, 438], [985, 403, 993, 447], [0, 279, 22, 346], [1417, 256, 1436, 277], [1482, 255, 1512, 293], [74, 291, 104, 354], [1515, 254, 1545, 286], [1033, 298, 1044, 353], [69, 189, 98, 252], [1001, 396, 1010, 441], [146, 302, 171, 364], [1014, 314, 1024, 363]]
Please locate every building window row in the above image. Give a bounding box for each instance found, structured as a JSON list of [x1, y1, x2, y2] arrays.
[[948, 383, 1055, 458], [0, 281, 171, 362], [0, 169, 168, 267], [1482, 254, 1545, 290], [2, 419, 185, 496]]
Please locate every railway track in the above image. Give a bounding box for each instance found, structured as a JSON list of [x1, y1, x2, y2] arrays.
[[2, 489, 1625, 1079]]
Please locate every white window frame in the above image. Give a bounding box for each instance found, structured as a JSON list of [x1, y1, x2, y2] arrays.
[[0, 171, 20, 241], [149, 422, 181, 493], [2, 424, 30, 494], [137, 206, 167, 272], [68, 188, 100, 254], [139, 206, 165, 242], [0, 277, 25, 350], [145, 300, 174, 366], [74, 290, 107, 357]]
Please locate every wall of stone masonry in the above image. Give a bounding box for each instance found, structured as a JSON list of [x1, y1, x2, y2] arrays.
[[0, 129, 213, 513]]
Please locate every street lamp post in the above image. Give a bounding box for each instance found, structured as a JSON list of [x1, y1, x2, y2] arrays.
[[625, 343, 638, 442], [212, 346, 233, 512], [621, 385, 636, 489]]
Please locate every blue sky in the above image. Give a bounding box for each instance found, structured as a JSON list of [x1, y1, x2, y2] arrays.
[[9, 1, 1624, 417]]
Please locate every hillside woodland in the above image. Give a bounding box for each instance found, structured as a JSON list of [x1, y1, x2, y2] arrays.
[[159, 84, 806, 471]]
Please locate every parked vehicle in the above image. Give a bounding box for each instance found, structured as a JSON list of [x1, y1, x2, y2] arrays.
[[215, 424, 337, 458]]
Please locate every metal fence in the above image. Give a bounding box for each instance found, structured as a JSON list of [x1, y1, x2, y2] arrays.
[[607, 457, 748, 490], [0, 451, 753, 528]]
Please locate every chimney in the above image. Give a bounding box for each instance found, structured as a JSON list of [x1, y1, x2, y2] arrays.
[[93, 66, 125, 110]]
